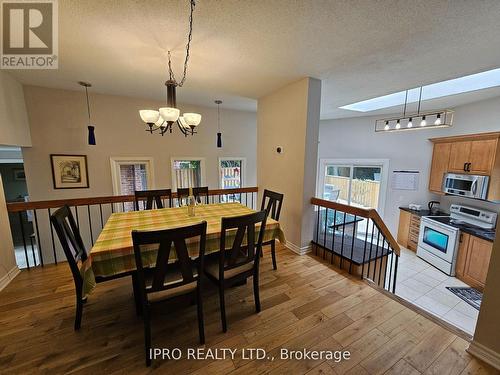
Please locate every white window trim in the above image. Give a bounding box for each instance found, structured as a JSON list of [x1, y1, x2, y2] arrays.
[[317, 158, 390, 218], [218, 157, 246, 189], [110, 156, 155, 196], [170, 157, 207, 191]]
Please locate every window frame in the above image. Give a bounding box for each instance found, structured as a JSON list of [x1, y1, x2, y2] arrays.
[[170, 157, 207, 191], [218, 157, 246, 189], [110, 156, 155, 196]]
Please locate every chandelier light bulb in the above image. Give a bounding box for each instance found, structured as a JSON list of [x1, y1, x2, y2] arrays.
[[139, 110, 160, 124], [434, 113, 442, 125], [395, 119, 401, 129], [184, 113, 202, 127], [159, 107, 180, 122], [420, 116, 427, 127], [384, 121, 390, 131], [407, 118, 413, 128]]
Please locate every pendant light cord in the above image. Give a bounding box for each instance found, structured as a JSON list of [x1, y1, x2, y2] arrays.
[[168, 0, 196, 86], [417, 86, 423, 115], [217, 102, 220, 131], [403, 90, 408, 117], [85, 86, 91, 122]]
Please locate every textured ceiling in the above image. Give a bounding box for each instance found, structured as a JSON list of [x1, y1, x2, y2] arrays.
[[8, 0, 500, 119]]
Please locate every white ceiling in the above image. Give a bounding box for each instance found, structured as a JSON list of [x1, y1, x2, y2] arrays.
[[8, 0, 500, 119]]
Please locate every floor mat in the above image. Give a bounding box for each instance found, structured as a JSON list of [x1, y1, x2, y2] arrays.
[[446, 286, 482, 310]]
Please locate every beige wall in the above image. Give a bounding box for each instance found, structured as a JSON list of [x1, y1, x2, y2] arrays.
[[22, 85, 257, 201], [0, 175, 19, 291], [257, 77, 321, 251], [0, 72, 32, 147]]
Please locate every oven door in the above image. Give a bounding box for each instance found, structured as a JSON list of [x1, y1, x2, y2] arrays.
[[418, 218, 458, 264]]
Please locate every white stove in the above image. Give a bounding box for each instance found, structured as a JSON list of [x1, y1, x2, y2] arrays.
[[416, 204, 497, 276]]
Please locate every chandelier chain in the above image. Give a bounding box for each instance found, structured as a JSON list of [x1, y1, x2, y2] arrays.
[[168, 0, 195, 87]]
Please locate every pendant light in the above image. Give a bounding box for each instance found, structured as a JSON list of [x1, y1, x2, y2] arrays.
[[138, 0, 201, 137], [375, 86, 453, 132], [215, 100, 222, 148], [78, 81, 96, 145]]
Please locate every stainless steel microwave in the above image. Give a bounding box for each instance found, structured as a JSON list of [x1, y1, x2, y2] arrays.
[[442, 173, 489, 199]]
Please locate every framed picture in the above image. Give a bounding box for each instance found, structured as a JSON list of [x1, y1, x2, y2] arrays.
[[50, 154, 89, 189], [13, 168, 26, 181]]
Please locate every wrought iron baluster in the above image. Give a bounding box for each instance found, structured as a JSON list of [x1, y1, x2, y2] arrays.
[[379, 238, 387, 287], [392, 256, 399, 294], [323, 208, 328, 259], [349, 215, 357, 274], [99, 204, 104, 229], [315, 206, 320, 254], [33, 210, 44, 267], [87, 205, 94, 245], [48, 208, 58, 264], [339, 212, 347, 270], [331, 210, 337, 264], [366, 221, 375, 278], [74, 206, 79, 229], [360, 219, 369, 279], [373, 230, 381, 282], [19, 212, 29, 269]]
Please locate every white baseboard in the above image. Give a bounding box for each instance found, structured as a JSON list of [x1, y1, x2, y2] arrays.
[[285, 242, 312, 256], [0, 266, 21, 292], [468, 341, 500, 370]]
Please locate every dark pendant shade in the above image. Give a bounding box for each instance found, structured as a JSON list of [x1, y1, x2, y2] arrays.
[[88, 125, 96, 145], [217, 132, 222, 148]]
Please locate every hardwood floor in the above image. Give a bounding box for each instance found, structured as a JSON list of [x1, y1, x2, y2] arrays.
[[0, 244, 498, 374]]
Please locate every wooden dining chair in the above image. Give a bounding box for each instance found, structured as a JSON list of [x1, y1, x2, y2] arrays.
[[49, 205, 90, 330], [132, 221, 207, 367], [134, 189, 172, 210], [204, 211, 267, 332], [177, 186, 209, 206], [260, 189, 284, 270]]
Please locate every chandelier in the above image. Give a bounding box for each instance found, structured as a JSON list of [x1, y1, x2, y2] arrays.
[[139, 0, 201, 137], [375, 87, 453, 132]]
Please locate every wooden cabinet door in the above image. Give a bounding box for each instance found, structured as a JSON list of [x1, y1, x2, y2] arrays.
[[469, 139, 497, 174], [429, 143, 451, 193], [463, 236, 493, 291], [448, 141, 471, 172], [455, 232, 470, 279], [397, 210, 411, 248]]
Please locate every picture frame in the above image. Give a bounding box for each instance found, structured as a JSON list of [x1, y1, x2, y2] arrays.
[[13, 168, 26, 181], [50, 154, 89, 189]]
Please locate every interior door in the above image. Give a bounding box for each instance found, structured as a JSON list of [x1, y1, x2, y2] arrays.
[[448, 141, 471, 172], [468, 139, 497, 174]]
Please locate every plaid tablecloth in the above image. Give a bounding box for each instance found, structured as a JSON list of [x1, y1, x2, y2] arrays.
[[81, 202, 285, 296]]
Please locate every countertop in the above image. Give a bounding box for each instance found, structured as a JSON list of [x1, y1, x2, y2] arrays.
[[399, 206, 496, 242]]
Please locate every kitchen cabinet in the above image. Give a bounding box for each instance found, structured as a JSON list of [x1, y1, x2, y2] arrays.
[[397, 209, 420, 251], [429, 132, 500, 201], [429, 142, 451, 193], [455, 232, 492, 291]]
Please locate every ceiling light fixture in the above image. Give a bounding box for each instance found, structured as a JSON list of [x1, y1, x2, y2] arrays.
[[78, 81, 96, 145], [375, 87, 453, 133], [139, 0, 201, 137], [215, 100, 223, 148]]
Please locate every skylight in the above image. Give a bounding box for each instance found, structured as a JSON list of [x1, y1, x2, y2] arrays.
[[340, 68, 500, 112]]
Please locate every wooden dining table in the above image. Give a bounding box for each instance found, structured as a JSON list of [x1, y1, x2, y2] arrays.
[[81, 202, 285, 297]]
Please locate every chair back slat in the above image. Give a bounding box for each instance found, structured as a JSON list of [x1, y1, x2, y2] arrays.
[[50, 206, 87, 286], [220, 211, 267, 273], [132, 221, 207, 296], [135, 189, 172, 210], [261, 189, 284, 221], [177, 186, 209, 206]]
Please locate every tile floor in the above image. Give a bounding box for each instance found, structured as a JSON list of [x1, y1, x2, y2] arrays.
[[394, 247, 479, 335]]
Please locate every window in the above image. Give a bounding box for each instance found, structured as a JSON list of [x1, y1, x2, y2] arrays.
[[110, 157, 154, 211], [218, 157, 246, 203], [318, 158, 388, 212], [171, 157, 206, 190]]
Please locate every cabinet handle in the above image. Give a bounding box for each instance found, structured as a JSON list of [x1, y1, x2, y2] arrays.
[[467, 162, 472, 172], [459, 233, 463, 243], [463, 163, 467, 172]]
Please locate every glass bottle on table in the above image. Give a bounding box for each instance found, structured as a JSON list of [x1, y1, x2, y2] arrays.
[[187, 187, 196, 217]]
